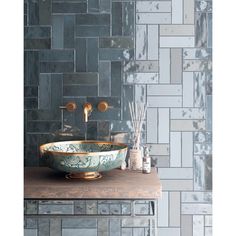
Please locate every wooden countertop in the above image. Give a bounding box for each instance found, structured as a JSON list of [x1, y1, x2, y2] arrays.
[[24, 167, 162, 199]]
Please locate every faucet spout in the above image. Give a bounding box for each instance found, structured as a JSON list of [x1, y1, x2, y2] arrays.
[[83, 103, 93, 122]]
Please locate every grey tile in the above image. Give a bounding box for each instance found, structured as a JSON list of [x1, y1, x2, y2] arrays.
[[206, 72, 212, 95], [27, 121, 61, 132], [205, 227, 212, 236], [135, 84, 146, 104], [182, 191, 212, 203], [158, 108, 170, 143], [112, 2, 122, 36], [76, 14, 110, 25], [194, 72, 206, 108], [63, 73, 98, 85], [169, 192, 180, 227], [76, 25, 110, 37], [182, 132, 193, 167], [208, 13, 212, 48], [171, 108, 205, 119], [159, 168, 193, 179], [195, 12, 207, 47], [148, 144, 169, 156], [160, 25, 194, 36], [161, 180, 193, 191], [87, 38, 98, 72], [111, 62, 122, 96], [183, 48, 212, 60], [147, 96, 182, 108], [99, 37, 134, 49], [98, 204, 109, 215], [27, 110, 60, 121], [123, 2, 135, 36], [193, 215, 204, 236], [170, 132, 181, 167], [25, 200, 38, 214], [184, 0, 194, 24], [97, 121, 110, 140], [158, 192, 168, 227], [52, 2, 87, 13], [24, 86, 38, 97], [74, 200, 86, 214], [100, 0, 110, 13], [24, 229, 37, 236], [151, 156, 170, 167], [40, 62, 74, 73], [136, 25, 147, 60], [171, 48, 182, 84], [87, 97, 121, 108], [206, 95, 212, 131], [136, 13, 171, 24], [64, 15, 75, 49], [38, 204, 74, 214], [147, 85, 182, 96], [98, 61, 111, 97], [62, 218, 97, 228], [26, 218, 38, 229], [75, 38, 86, 72], [194, 131, 212, 143], [121, 203, 131, 215], [63, 85, 98, 96], [86, 200, 98, 214], [88, 0, 99, 12], [52, 15, 64, 49], [98, 219, 109, 236], [89, 108, 121, 121], [50, 219, 61, 236], [62, 229, 97, 236], [160, 48, 170, 83], [50, 73, 63, 110], [196, 0, 212, 12], [122, 85, 134, 120], [28, 0, 39, 25], [110, 204, 121, 215], [25, 97, 38, 109], [148, 25, 159, 60], [172, 0, 183, 23], [171, 120, 206, 131], [205, 154, 212, 190], [39, 0, 51, 25], [135, 203, 149, 215], [25, 39, 51, 49], [38, 74, 51, 110], [183, 60, 211, 72], [194, 143, 212, 155], [136, 1, 171, 12], [124, 61, 158, 73], [122, 218, 149, 227], [181, 215, 193, 236], [147, 108, 158, 143], [121, 228, 132, 236], [87, 121, 98, 140], [125, 73, 158, 84], [157, 228, 180, 236], [160, 37, 194, 47], [38, 218, 50, 236], [183, 72, 194, 107], [205, 215, 212, 226], [39, 50, 74, 62], [110, 219, 121, 236], [133, 228, 145, 236], [99, 48, 134, 61], [24, 26, 51, 39]]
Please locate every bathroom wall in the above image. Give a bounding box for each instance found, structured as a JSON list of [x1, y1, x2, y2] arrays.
[[24, 0, 212, 235]]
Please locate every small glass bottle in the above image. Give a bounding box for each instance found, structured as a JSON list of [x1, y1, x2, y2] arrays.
[[142, 146, 151, 174]]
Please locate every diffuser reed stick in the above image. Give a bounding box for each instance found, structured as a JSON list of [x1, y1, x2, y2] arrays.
[[128, 102, 147, 150]]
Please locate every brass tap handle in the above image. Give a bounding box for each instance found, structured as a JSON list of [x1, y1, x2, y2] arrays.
[[60, 102, 77, 112], [97, 101, 112, 112]]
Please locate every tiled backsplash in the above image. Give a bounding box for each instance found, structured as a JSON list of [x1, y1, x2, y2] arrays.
[[24, 0, 212, 235]]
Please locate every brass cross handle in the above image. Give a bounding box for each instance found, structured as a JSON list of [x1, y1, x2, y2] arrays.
[[97, 101, 113, 112]]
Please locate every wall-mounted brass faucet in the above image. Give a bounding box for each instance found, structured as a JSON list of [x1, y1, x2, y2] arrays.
[[83, 103, 93, 122]]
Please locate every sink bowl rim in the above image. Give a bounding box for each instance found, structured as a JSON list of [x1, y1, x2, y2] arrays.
[[40, 140, 128, 156]]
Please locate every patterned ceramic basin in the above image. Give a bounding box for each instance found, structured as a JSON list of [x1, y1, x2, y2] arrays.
[[40, 140, 128, 179]]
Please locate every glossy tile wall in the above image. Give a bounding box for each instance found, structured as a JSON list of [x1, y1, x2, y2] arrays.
[[24, 0, 212, 235]]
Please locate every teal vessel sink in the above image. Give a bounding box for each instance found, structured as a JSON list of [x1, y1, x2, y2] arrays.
[[40, 140, 128, 180]]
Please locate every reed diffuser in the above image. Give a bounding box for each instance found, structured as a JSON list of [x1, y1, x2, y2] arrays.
[[128, 102, 147, 170]]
